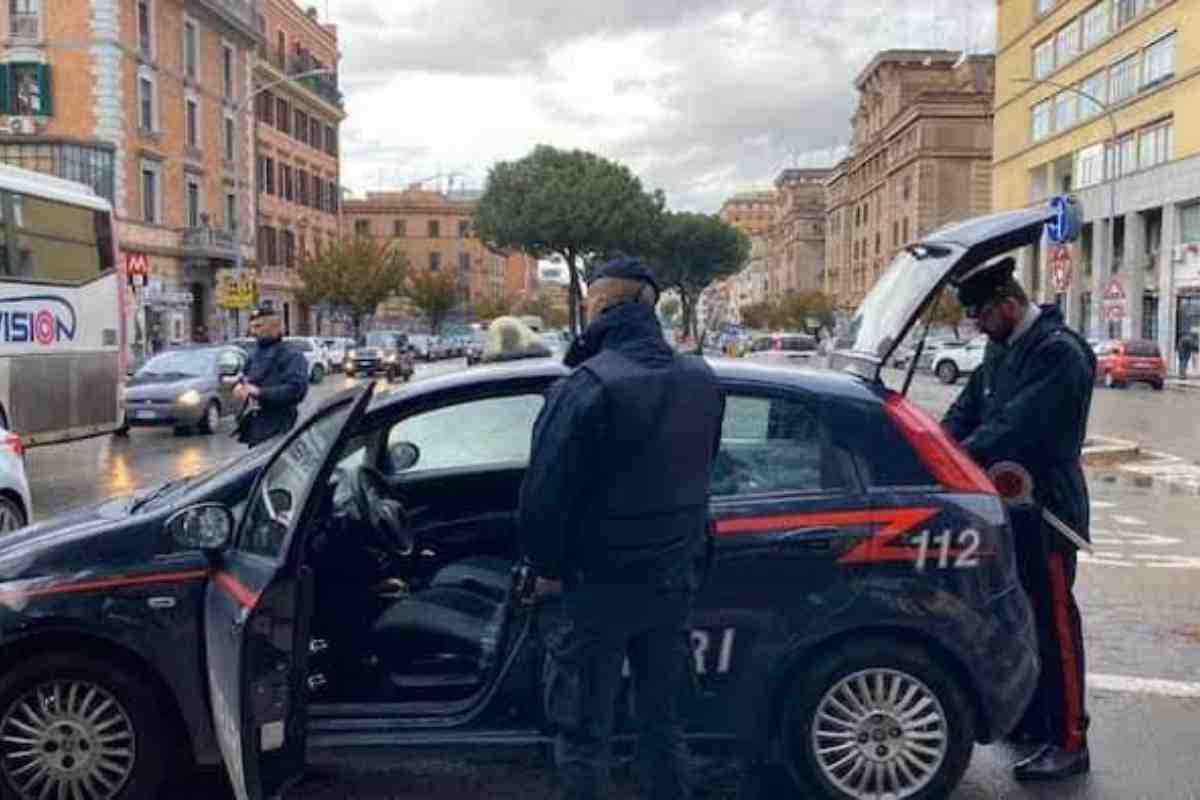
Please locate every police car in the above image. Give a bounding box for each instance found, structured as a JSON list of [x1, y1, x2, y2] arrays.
[[0, 203, 1075, 800]]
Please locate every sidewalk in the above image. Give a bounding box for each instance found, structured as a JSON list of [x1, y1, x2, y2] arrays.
[[1165, 376, 1200, 392]]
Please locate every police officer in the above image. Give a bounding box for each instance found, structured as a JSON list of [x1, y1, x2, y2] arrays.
[[233, 305, 309, 447], [519, 256, 724, 800], [942, 257, 1095, 781]]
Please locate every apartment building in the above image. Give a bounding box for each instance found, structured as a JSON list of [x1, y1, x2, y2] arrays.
[[719, 189, 774, 308], [824, 50, 995, 310], [252, 0, 343, 334], [0, 0, 262, 349], [768, 167, 830, 297], [993, 0, 1197, 358]]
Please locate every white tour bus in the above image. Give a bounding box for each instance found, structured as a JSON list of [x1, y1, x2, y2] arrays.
[[0, 163, 124, 446]]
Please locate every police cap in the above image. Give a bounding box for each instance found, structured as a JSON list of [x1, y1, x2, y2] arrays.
[[590, 256, 660, 301], [955, 257, 1017, 310]]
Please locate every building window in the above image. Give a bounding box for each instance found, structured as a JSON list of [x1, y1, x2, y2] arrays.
[[1056, 19, 1081, 66], [225, 192, 236, 232], [1055, 91, 1077, 131], [458, 220, 469, 238], [1109, 55, 1138, 104], [393, 219, 406, 237], [1083, 3, 1109, 49], [1142, 34, 1175, 88], [1032, 99, 1052, 141], [297, 169, 309, 207], [902, 218, 909, 243], [428, 220, 440, 238], [1079, 71, 1107, 118], [1106, 134, 1137, 177], [137, 70, 156, 132], [294, 109, 307, 145], [459, 252, 470, 273], [222, 43, 235, 100], [309, 119, 321, 151], [275, 30, 286, 68], [325, 125, 336, 156], [354, 219, 369, 237], [263, 157, 274, 195], [182, 17, 198, 80], [137, 0, 153, 57], [1034, 39, 1054, 80], [276, 98, 290, 134], [9, 0, 39, 39], [257, 90, 273, 124], [140, 161, 160, 223], [281, 164, 293, 201], [185, 95, 199, 149], [185, 177, 201, 228], [429, 252, 441, 271], [283, 230, 295, 268], [1037, 0, 1056, 15], [4, 63, 52, 116], [1075, 143, 1104, 188], [1114, 0, 1137, 28], [1138, 120, 1172, 169], [223, 114, 235, 162]]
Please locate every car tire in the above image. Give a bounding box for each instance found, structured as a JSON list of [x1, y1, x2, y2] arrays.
[[0, 495, 25, 532], [780, 638, 976, 800], [935, 360, 958, 385], [311, 364, 325, 385], [1152, 380, 1164, 391], [0, 651, 172, 800], [198, 401, 220, 435]]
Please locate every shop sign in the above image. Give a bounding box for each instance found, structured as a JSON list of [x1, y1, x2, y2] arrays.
[[218, 271, 258, 310]]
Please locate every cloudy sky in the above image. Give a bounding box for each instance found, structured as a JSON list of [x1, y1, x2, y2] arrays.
[[327, 0, 994, 212]]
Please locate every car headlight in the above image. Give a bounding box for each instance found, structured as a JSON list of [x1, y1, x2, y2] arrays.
[[347, 350, 357, 360], [178, 389, 203, 406], [384, 354, 396, 363]]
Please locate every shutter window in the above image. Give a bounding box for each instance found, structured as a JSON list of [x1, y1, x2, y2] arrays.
[[0, 65, 10, 114], [36, 64, 51, 116]]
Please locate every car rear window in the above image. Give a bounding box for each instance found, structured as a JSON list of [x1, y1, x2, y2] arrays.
[[289, 339, 313, 352], [1125, 340, 1160, 357], [780, 336, 817, 352]]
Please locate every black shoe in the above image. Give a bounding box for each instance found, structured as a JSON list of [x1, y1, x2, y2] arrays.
[[1004, 726, 1045, 747], [1013, 744, 1090, 781]]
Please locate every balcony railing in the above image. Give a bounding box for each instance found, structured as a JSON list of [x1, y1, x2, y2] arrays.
[[9, 13, 39, 39], [194, 0, 262, 43], [182, 227, 238, 260]]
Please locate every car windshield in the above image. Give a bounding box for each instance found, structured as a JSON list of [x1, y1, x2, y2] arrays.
[[366, 333, 395, 347], [838, 244, 960, 374], [138, 350, 215, 377]]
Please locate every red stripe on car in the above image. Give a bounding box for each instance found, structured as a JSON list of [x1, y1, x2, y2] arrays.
[[0, 569, 209, 602]]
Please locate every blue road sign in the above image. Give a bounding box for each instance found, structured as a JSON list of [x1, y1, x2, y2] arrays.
[[1047, 195, 1081, 244]]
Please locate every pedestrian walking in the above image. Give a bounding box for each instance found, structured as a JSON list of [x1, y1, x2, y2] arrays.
[[232, 305, 308, 447], [519, 256, 724, 800], [1178, 331, 1197, 379], [942, 257, 1095, 781]]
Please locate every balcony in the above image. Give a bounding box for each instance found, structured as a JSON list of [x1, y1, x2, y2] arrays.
[[182, 226, 237, 261], [192, 0, 262, 44], [255, 47, 343, 109], [9, 12, 38, 39]]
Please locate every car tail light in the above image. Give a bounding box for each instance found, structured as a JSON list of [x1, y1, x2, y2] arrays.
[[884, 392, 997, 495], [2, 433, 23, 459]]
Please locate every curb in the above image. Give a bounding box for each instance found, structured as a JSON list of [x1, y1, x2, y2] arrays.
[[1166, 381, 1200, 393], [1081, 435, 1140, 467]]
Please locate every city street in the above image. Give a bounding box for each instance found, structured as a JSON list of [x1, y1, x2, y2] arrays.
[[22, 359, 1200, 799]]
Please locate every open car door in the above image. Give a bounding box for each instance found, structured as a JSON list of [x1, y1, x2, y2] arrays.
[[205, 385, 375, 800]]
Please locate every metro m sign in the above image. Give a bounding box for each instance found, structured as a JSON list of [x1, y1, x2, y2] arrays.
[[124, 252, 149, 286]]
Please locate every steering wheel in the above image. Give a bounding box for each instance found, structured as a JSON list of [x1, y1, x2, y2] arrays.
[[352, 465, 414, 556]]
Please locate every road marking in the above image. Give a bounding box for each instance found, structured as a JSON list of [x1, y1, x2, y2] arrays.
[[1112, 514, 1146, 527], [1089, 673, 1200, 699], [1091, 500, 1116, 509]]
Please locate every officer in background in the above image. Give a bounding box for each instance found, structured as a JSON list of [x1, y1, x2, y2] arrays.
[[942, 257, 1095, 781], [519, 256, 724, 800], [233, 305, 309, 447]]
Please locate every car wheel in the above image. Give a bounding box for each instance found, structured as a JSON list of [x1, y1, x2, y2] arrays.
[[935, 361, 958, 385], [311, 365, 325, 384], [0, 651, 171, 800], [1152, 380, 1164, 391], [0, 495, 25, 532], [781, 639, 975, 800], [198, 401, 221, 435]]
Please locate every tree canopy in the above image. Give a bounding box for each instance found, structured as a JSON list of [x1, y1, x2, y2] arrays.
[[297, 236, 408, 336], [649, 212, 750, 340], [405, 270, 461, 334], [471, 293, 516, 322], [473, 145, 664, 333], [519, 291, 569, 330], [737, 291, 836, 332]]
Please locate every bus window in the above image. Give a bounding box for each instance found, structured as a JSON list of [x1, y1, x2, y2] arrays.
[[6, 193, 107, 284]]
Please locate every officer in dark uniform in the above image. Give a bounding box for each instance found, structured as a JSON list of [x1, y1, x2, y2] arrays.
[[942, 257, 1095, 781], [233, 305, 309, 447], [519, 256, 724, 800]]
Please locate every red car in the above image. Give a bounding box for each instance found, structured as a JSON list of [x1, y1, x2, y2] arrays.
[[1094, 338, 1166, 390]]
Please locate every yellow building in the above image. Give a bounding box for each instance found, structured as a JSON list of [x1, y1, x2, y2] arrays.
[[993, 0, 1199, 359]]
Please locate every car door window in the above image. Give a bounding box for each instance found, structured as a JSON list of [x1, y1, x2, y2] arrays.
[[386, 394, 545, 473], [713, 394, 850, 497]]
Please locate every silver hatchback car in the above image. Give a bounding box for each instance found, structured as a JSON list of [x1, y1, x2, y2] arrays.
[[121, 346, 246, 435]]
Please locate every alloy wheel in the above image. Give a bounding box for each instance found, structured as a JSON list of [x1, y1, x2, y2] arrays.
[[205, 403, 220, 433], [0, 499, 23, 533], [0, 679, 136, 800], [811, 668, 948, 799]]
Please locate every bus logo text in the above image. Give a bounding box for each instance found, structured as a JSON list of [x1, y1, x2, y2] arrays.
[[0, 296, 77, 345]]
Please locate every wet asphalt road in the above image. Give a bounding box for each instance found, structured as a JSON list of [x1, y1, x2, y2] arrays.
[[21, 360, 1200, 799]]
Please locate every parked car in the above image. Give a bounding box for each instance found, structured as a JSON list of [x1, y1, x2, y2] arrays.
[[408, 334, 436, 361], [121, 346, 246, 435], [743, 332, 819, 366], [286, 337, 331, 384], [930, 337, 987, 385], [346, 331, 415, 382], [465, 330, 487, 366], [0, 429, 30, 532], [1094, 338, 1166, 389]]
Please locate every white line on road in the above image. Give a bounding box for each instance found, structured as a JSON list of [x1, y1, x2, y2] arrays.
[[1091, 500, 1116, 509], [1089, 673, 1200, 699], [1112, 514, 1147, 527]]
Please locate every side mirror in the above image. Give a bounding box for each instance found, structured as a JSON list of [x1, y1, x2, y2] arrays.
[[167, 503, 234, 551], [388, 441, 420, 472]]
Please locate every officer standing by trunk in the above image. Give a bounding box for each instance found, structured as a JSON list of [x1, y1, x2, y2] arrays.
[[233, 305, 309, 447], [941, 257, 1095, 781], [519, 256, 724, 800]]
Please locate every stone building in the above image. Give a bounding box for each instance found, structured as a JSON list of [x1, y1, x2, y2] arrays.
[[824, 50, 995, 310], [719, 189, 774, 310], [768, 167, 830, 297], [252, 0, 343, 335]]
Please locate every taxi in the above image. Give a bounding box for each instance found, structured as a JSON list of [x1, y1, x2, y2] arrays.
[[0, 202, 1074, 800]]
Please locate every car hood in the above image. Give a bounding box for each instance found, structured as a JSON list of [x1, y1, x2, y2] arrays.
[[832, 202, 1068, 383], [126, 374, 211, 397]]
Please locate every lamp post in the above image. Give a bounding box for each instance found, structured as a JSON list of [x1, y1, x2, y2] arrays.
[[1014, 77, 1118, 336]]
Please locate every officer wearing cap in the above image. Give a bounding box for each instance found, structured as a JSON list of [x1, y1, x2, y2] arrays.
[[233, 305, 309, 447], [519, 256, 724, 800], [942, 257, 1096, 781]]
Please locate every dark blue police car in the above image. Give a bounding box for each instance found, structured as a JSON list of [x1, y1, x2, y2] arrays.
[[0, 203, 1071, 800]]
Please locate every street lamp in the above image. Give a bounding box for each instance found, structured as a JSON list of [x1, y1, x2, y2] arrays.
[[1014, 77, 1118, 335]]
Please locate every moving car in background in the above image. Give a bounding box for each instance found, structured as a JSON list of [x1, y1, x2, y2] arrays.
[[345, 331, 414, 382], [121, 346, 247, 435], [743, 332, 819, 366], [408, 334, 437, 361], [1094, 338, 1166, 389], [322, 338, 355, 372], [286, 337, 331, 384], [930, 336, 987, 385], [465, 329, 487, 366], [0, 429, 30, 532]]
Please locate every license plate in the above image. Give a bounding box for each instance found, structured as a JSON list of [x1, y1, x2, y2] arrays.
[[133, 410, 157, 420]]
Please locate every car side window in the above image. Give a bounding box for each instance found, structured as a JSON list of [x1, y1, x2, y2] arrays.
[[385, 394, 545, 473], [712, 393, 851, 498]]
